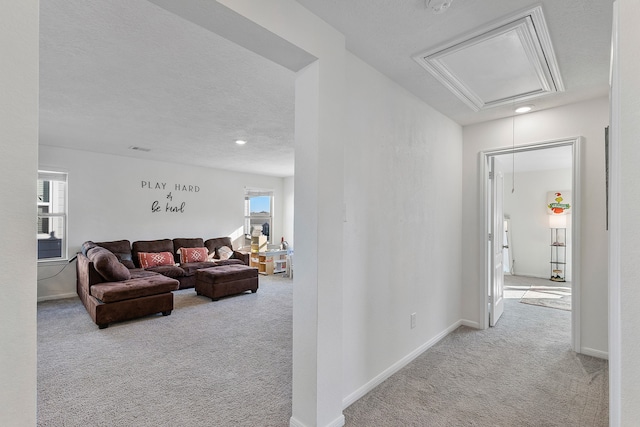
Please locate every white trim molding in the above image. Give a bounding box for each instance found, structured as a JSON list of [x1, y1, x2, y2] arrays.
[[571, 138, 582, 354], [342, 319, 464, 409], [607, 2, 621, 425], [290, 415, 345, 427], [480, 137, 582, 355], [460, 319, 481, 329], [413, 5, 564, 111], [581, 347, 609, 360], [37, 292, 77, 303]]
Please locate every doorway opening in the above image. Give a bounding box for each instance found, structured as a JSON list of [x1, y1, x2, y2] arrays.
[[481, 137, 582, 352]]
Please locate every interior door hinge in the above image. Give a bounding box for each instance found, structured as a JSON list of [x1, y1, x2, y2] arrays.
[[489, 171, 494, 179], [488, 233, 492, 241]]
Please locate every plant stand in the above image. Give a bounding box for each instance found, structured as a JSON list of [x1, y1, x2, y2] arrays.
[[550, 227, 566, 282]]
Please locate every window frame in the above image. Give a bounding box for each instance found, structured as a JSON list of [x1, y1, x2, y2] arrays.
[[244, 188, 274, 244], [37, 170, 68, 262]]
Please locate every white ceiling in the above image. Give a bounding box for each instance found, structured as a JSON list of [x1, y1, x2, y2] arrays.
[[296, 0, 612, 126], [39, 0, 612, 177], [40, 0, 297, 177]]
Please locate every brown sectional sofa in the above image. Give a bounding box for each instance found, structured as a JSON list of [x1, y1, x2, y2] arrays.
[[130, 237, 248, 289], [76, 237, 252, 329]]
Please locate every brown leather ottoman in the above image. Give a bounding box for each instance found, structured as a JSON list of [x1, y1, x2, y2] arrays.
[[195, 265, 259, 301]]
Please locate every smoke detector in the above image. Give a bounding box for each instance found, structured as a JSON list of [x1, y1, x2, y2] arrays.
[[427, 0, 453, 14]]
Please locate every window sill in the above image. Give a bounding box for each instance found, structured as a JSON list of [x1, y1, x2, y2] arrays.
[[37, 259, 69, 266]]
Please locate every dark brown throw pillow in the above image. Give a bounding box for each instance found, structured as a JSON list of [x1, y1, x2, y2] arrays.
[[81, 241, 98, 256], [113, 253, 136, 269], [87, 247, 131, 282]]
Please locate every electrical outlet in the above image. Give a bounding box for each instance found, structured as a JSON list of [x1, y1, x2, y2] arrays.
[[410, 313, 416, 329]]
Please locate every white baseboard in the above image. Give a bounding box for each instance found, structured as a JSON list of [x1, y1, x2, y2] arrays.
[[37, 292, 77, 302], [342, 319, 463, 409], [290, 415, 345, 427], [327, 415, 345, 427], [460, 319, 481, 329], [580, 346, 609, 360]]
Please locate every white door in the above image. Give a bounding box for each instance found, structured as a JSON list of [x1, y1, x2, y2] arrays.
[[490, 159, 505, 327], [503, 218, 513, 274]]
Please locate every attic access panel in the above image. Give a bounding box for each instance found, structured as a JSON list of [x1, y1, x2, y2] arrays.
[[413, 6, 564, 111]]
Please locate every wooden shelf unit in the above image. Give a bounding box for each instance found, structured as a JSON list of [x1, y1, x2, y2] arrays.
[[250, 236, 267, 271], [252, 249, 287, 275]]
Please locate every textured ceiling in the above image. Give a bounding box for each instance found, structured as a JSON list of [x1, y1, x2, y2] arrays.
[[40, 0, 612, 177], [40, 0, 296, 177], [296, 0, 612, 125]]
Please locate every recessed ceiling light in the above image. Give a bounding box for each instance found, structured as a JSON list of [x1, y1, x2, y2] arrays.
[[235, 140, 247, 145], [515, 105, 534, 114]]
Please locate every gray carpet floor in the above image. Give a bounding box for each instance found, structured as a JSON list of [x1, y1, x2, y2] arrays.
[[38, 274, 294, 427], [344, 275, 607, 426], [38, 274, 607, 426]]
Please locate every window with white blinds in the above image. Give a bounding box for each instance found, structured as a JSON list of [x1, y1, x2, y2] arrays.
[[37, 170, 67, 260]]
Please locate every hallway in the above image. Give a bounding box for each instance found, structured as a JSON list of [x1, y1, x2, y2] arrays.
[[344, 282, 607, 426]]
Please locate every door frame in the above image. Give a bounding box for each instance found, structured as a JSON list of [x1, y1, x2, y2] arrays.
[[489, 161, 505, 326], [480, 137, 582, 353]]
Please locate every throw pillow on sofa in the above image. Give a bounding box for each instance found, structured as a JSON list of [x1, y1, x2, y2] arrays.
[[138, 251, 175, 268], [81, 241, 98, 256], [112, 253, 136, 270], [96, 240, 136, 269], [179, 247, 208, 263], [87, 247, 132, 282], [217, 245, 233, 260]]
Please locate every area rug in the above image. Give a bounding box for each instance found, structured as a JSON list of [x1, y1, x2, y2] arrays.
[[520, 286, 571, 311]]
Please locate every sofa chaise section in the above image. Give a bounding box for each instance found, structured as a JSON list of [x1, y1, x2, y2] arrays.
[[76, 236, 252, 328], [77, 245, 179, 329]]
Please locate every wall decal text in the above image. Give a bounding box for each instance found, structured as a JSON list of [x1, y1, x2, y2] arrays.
[[141, 181, 200, 214], [141, 181, 200, 192]]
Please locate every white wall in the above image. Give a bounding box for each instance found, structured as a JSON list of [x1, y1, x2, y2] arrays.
[[503, 168, 572, 280], [37, 145, 286, 300], [186, 2, 348, 425], [283, 175, 294, 248], [0, 1, 38, 424], [7, 2, 640, 427], [613, 0, 640, 424], [463, 97, 609, 357], [342, 53, 463, 405]]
